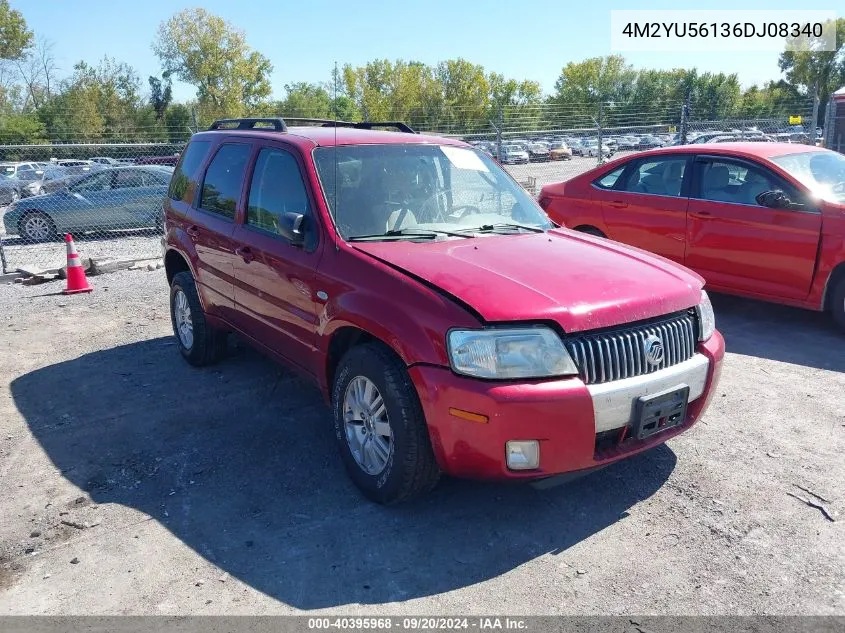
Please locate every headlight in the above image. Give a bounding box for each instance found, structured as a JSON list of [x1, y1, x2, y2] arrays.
[[695, 290, 715, 341], [447, 326, 578, 379]]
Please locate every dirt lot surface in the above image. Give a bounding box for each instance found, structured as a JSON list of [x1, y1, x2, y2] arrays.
[[0, 269, 843, 615]]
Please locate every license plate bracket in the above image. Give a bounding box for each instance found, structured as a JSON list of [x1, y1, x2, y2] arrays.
[[634, 385, 690, 440]]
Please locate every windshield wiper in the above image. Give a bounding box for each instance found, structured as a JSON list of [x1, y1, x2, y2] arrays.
[[347, 227, 474, 242], [455, 223, 546, 235]]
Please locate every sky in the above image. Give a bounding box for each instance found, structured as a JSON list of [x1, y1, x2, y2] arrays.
[[15, 0, 840, 102]]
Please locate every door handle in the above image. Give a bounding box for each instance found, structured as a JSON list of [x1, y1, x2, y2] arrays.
[[186, 225, 200, 238], [691, 211, 712, 218], [608, 200, 628, 209], [235, 246, 254, 263]]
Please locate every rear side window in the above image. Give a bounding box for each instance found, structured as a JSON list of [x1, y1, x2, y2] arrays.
[[168, 140, 211, 203], [198, 143, 251, 220], [593, 166, 625, 189], [246, 148, 310, 237]]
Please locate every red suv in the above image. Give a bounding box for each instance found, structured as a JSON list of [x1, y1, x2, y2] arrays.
[[162, 117, 724, 504]]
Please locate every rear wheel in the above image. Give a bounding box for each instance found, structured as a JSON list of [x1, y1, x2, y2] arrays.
[[830, 276, 845, 332], [332, 343, 440, 504], [169, 271, 227, 366]]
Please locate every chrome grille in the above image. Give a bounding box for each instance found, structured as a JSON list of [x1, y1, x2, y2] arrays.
[[565, 311, 698, 385]]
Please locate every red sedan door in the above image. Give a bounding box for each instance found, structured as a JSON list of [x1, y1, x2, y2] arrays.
[[595, 155, 691, 264], [684, 156, 821, 300]]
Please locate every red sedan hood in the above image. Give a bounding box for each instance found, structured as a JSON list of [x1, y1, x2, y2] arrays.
[[353, 230, 703, 333]]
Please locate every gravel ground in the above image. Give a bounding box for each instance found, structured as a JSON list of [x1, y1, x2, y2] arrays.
[[0, 266, 843, 616]]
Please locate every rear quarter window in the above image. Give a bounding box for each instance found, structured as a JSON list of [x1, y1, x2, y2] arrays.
[[168, 140, 212, 203], [593, 166, 625, 189]]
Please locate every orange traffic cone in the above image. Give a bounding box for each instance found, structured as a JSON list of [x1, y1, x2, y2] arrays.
[[63, 233, 92, 295]]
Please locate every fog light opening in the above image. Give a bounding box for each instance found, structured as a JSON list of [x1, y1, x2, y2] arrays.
[[506, 440, 540, 470]]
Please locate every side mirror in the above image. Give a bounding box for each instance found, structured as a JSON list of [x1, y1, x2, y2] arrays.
[[755, 189, 792, 209], [277, 212, 305, 245]]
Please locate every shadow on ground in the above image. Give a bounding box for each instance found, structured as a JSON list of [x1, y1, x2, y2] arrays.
[[11, 337, 676, 609], [710, 292, 844, 372]]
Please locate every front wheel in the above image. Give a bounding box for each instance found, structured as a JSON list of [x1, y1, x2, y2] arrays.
[[19, 211, 56, 242], [830, 276, 845, 332], [332, 343, 440, 504], [169, 271, 227, 366]]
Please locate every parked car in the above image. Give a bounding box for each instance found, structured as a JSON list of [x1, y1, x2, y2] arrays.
[[90, 156, 122, 165], [636, 135, 664, 150], [16, 165, 77, 197], [526, 142, 551, 162], [569, 140, 587, 156], [136, 154, 180, 166], [539, 142, 845, 329], [617, 136, 641, 150], [161, 116, 724, 504], [0, 172, 22, 205], [0, 161, 41, 180], [583, 140, 613, 158], [3, 166, 173, 242], [499, 144, 530, 164], [549, 141, 573, 160]]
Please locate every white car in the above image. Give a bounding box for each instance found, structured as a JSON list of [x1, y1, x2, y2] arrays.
[[583, 141, 613, 158]]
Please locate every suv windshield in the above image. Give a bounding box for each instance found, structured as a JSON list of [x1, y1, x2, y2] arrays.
[[313, 144, 551, 240], [770, 150, 845, 204]]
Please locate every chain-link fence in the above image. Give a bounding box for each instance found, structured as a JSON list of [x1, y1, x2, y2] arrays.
[[0, 98, 818, 273]]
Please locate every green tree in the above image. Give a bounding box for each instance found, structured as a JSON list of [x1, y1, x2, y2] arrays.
[[553, 55, 637, 106], [0, 112, 46, 143], [779, 18, 845, 126], [164, 103, 192, 142], [149, 72, 172, 121], [153, 8, 273, 120], [278, 82, 332, 118], [0, 0, 31, 60]]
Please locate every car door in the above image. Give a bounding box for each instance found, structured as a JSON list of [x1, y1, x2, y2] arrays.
[[109, 168, 168, 228], [231, 144, 324, 377], [188, 141, 254, 322], [685, 155, 822, 300], [65, 171, 119, 230], [594, 154, 691, 264]]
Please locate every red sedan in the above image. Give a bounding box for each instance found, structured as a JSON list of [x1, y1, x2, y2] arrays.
[[539, 143, 845, 329]]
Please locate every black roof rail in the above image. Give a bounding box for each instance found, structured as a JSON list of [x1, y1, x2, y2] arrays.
[[207, 116, 417, 135], [353, 121, 417, 134], [282, 117, 417, 134], [208, 118, 288, 131]]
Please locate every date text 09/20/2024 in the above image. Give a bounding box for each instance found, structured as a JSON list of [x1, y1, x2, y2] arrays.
[[307, 617, 528, 630]]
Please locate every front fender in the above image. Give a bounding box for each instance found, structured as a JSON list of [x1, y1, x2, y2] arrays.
[[319, 289, 458, 369]]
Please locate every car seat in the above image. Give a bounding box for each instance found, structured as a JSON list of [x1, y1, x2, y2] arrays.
[[738, 170, 772, 206], [661, 161, 685, 197], [701, 165, 734, 203]]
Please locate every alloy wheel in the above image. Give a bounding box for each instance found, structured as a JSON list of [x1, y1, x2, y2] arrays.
[[173, 289, 194, 349], [342, 375, 393, 475]]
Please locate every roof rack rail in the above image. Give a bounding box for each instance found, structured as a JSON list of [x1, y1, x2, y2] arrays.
[[281, 117, 418, 134], [207, 116, 417, 135], [352, 121, 417, 134], [208, 118, 288, 131]]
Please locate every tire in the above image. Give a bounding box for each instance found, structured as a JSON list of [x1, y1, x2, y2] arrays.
[[169, 271, 227, 367], [18, 211, 56, 243], [830, 276, 845, 332], [576, 225, 607, 238], [332, 342, 440, 505]]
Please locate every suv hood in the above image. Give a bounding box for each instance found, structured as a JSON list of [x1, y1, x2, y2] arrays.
[[353, 230, 703, 333]]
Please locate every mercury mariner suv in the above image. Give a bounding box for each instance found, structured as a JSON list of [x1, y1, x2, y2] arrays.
[[162, 117, 724, 504]]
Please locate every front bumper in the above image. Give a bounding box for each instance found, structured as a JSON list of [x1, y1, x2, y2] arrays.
[[409, 331, 724, 480]]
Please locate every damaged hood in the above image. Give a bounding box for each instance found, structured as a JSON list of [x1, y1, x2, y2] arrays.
[[352, 229, 703, 332]]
